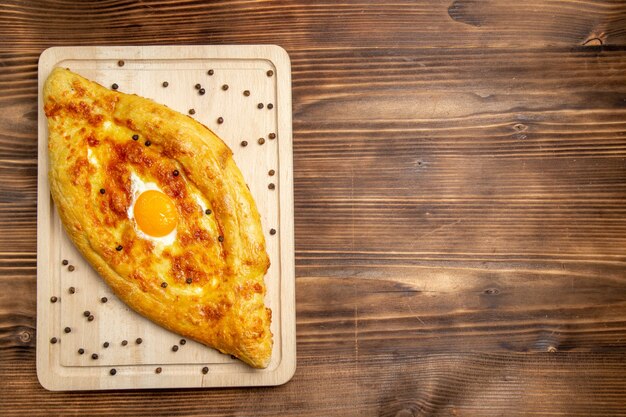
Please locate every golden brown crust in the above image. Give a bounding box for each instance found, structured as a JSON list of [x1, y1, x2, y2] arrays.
[[44, 67, 272, 368]]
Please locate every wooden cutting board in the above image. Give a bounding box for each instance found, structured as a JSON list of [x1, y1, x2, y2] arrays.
[[36, 45, 295, 390]]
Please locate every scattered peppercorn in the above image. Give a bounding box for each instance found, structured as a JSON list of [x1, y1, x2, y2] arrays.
[[88, 315, 95, 322], [202, 367, 209, 374], [69, 287, 76, 294], [207, 69, 214, 76], [99, 188, 106, 194], [78, 348, 85, 354], [218, 236, 224, 242], [110, 368, 117, 375], [155, 367, 162, 374], [267, 70, 274, 77], [241, 140, 248, 147], [68, 265, 75, 272], [161, 282, 167, 288], [199, 88, 205, 95], [62, 259, 69, 266], [64, 327, 71, 333], [205, 209, 212, 215], [50, 337, 58, 344], [101, 297, 108, 303], [132, 134, 139, 141], [180, 339, 186, 345], [257, 103, 264, 109], [136, 338, 143, 345], [103, 342, 110, 348], [111, 83, 118, 90], [172, 345, 179, 352], [116, 245, 123, 251], [92, 353, 99, 360], [50, 296, 58, 303], [189, 108, 196, 115], [84, 311, 90, 317], [258, 138, 265, 145], [118, 60, 125, 67], [231, 355, 237, 360], [270, 228, 277, 235], [217, 117, 224, 124], [268, 183, 275, 190], [268, 169, 275, 176], [269, 133, 276, 140], [195, 83, 201, 90], [267, 103, 274, 109], [173, 170, 179, 177], [243, 90, 250, 96], [145, 140, 151, 147], [162, 81, 169, 88], [222, 84, 229, 91], [186, 278, 193, 284], [121, 340, 128, 346]]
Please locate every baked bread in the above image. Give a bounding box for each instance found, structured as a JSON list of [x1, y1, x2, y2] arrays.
[[43, 67, 272, 368]]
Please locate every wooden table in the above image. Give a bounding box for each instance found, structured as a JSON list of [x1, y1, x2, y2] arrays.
[[2, 1, 626, 415]]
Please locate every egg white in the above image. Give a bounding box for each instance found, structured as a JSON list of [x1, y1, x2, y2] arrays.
[[127, 171, 177, 248]]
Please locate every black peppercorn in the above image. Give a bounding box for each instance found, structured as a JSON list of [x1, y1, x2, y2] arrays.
[[205, 209, 211, 215], [155, 367, 162, 374], [222, 84, 229, 91], [269, 133, 276, 140], [218, 236, 224, 242], [136, 338, 142, 345], [88, 315, 94, 322], [202, 366, 209, 374], [195, 83, 201, 90], [267, 103, 274, 109], [199, 88, 205, 95], [116, 245, 123, 251], [92, 353, 98, 360], [69, 286, 76, 294], [257, 103, 264, 109], [207, 69, 214, 76], [173, 170, 179, 177], [270, 228, 277, 235], [145, 140, 151, 147], [103, 342, 110, 348], [217, 117, 224, 124], [110, 368, 117, 375], [62, 259, 69, 266], [161, 282, 167, 288], [172, 345, 179, 352], [186, 278, 193, 284], [241, 141, 248, 147], [132, 134, 139, 141], [162, 81, 169, 88], [267, 70, 274, 77], [78, 348, 85, 354], [268, 183, 275, 190], [118, 60, 125, 67], [64, 327, 71, 333], [68, 265, 75, 272], [50, 337, 58, 344], [258, 138, 265, 145], [50, 296, 58, 303], [189, 109, 196, 115], [268, 169, 275, 176], [111, 83, 118, 90], [101, 297, 108, 303], [243, 90, 250, 96], [180, 339, 186, 345], [99, 188, 105, 194], [121, 340, 128, 346], [84, 310, 90, 317]]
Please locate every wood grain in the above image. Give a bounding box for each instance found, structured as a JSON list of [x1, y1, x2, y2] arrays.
[[1, 0, 626, 415]]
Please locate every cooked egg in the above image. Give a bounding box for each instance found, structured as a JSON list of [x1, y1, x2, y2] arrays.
[[128, 172, 178, 246]]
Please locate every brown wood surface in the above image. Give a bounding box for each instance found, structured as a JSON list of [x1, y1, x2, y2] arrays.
[[1, 0, 626, 415]]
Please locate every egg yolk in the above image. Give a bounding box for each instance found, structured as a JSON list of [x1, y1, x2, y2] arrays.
[[133, 190, 178, 237]]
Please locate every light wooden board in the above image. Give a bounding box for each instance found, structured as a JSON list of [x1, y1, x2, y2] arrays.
[[36, 45, 295, 390]]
